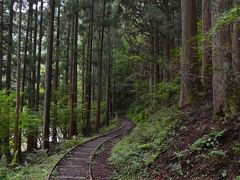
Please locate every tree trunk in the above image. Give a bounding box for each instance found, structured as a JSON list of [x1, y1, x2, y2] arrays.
[[211, 0, 231, 116], [2, 0, 14, 159], [179, 0, 198, 108], [27, 0, 34, 151], [43, 0, 55, 150], [105, 26, 111, 126], [36, 0, 44, 111], [69, 11, 78, 138], [163, 0, 170, 81], [84, 0, 94, 136], [52, 0, 61, 143], [0, 0, 3, 90], [6, 0, 14, 93], [154, 20, 160, 85], [21, 0, 32, 109], [96, 0, 106, 132], [14, 0, 22, 164], [202, 0, 212, 92], [232, 0, 240, 108]]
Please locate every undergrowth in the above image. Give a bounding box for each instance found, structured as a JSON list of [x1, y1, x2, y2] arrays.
[[109, 106, 181, 179], [0, 119, 117, 180]]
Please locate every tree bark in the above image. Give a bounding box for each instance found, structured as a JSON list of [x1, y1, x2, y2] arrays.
[[202, 0, 212, 92], [21, 0, 33, 109], [69, 10, 78, 138], [96, 0, 106, 132], [232, 0, 240, 109], [6, 0, 14, 93], [43, 0, 55, 150], [36, 0, 44, 111], [14, 0, 22, 164], [105, 26, 111, 126], [211, 0, 231, 116], [84, 0, 94, 136], [179, 0, 198, 108], [0, 0, 3, 90], [163, 0, 170, 81], [52, 0, 61, 143]]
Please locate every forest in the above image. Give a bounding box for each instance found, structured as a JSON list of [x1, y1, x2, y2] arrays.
[[0, 0, 240, 179]]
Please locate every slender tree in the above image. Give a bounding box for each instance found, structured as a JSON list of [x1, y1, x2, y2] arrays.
[[202, 0, 212, 92], [84, 0, 94, 136], [179, 0, 198, 108], [21, 0, 33, 109], [96, 0, 106, 132], [232, 0, 240, 108], [69, 5, 78, 138], [53, 0, 61, 143], [13, 0, 22, 163], [43, 0, 55, 150], [6, 0, 14, 93], [0, 0, 3, 90], [36, 0, 44, 110], [211, 0, 231, 116], [163, 0, 170, 81]]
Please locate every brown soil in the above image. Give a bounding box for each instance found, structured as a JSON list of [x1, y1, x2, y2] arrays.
[[149, 97, 240, 179], [91, 139, 118, 180]]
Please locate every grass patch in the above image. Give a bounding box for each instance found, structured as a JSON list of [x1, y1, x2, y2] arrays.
[[0, 119, 118, 180], [109, 107, 181, 179]]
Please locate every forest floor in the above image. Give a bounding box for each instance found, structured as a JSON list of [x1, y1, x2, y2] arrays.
[[92, 139, 118, 179], [149, 96, 240, 179]]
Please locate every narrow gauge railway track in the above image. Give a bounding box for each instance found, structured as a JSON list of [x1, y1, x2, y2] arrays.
[[47, 117, 134, 180]]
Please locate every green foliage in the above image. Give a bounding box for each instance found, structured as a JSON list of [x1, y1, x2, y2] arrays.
[[208, 149, 227, 159], [110, 107, 180, 179], [0, 91, 15, 142], [190, 130, 226, 152], [209, 6, 240, 37], [154, 79, 180, 105]]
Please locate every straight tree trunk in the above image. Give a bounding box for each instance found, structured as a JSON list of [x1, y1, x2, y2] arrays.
[[43, 0, 55, 150], [32, 2, 38, 150], [65, 20, 71, 95], [6, 0, 14, 93], [0, 0, 3, 90], [202, 0, 212, 92], [163, 0, 170, 81], [2, 0, 14, 159], [52, 0, 61, 143], [96, 0, 106, 132], [84, 0, 94, 136], [21, 0, 33, 109], [211, 0, 231, 116], [27, 0, 35, 151], [232, 0, 240, 108], [69, 10, 78, 138], [179, 0, 198, 108], [105, 26, 111, 126], [154, 21, 160, 85], [14, 0, 22, 164], [36, 0, 44, 111]]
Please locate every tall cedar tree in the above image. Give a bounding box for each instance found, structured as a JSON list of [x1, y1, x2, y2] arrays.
[[96, 0, 106, 132], [211, 0, 231, 116], [43, 0, 55, 150], [0, 0, 3, 90], [202, 0, 212, 92], [84, 0, 94, 136], [36, 0, 44, 110], [69, 7, 78, 138], [232, 0, 240, 108], [14, 0, 22, 163], [179, 0, 198, 108], [53, 0, 61, 143]]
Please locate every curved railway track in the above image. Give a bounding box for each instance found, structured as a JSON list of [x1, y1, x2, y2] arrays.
[[47, 117, 134, 180]]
